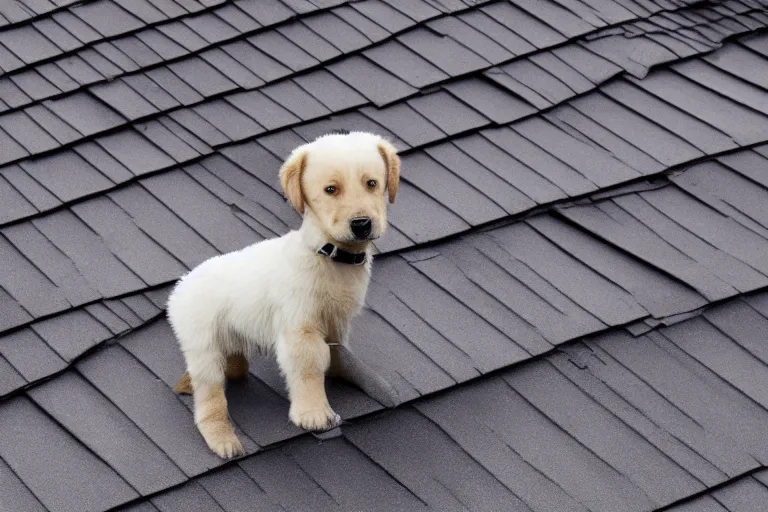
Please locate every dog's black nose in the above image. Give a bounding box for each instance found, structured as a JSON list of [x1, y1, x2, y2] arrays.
[[350, 217, 372, 239]]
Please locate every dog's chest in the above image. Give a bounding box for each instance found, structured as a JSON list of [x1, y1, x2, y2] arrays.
[[315, 270, 367, 312], [308, 265, 369, 337]]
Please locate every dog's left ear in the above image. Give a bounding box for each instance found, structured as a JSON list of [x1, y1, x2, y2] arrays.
[[279, 147, 308, 214], [377, 139, 400, 204]]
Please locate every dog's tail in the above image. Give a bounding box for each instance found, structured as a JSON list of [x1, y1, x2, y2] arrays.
[[173, 355, 250, 395]]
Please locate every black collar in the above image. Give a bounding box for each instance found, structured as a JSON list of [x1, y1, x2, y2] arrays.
[[317, 243, 367, 265]]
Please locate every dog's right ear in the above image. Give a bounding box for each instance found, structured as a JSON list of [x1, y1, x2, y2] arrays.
[[279, 147, 307, 215], [377, 139, 400, 204]]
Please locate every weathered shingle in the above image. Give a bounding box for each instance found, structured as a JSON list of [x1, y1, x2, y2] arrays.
[[45, 93, 124, 136], [328, 55, 417, 106]]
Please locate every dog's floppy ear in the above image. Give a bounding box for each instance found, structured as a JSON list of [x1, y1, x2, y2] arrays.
[[377, 139, 400, 204], [279, 147, 308, 214]]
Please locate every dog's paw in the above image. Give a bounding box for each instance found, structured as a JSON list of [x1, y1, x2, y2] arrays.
[[289, 404, 341, 432], [203, 428, 245, 459]]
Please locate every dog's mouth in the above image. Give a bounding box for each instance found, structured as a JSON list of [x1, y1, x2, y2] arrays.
[[334, 229, 381, 247], [339, 233, 379, 245]]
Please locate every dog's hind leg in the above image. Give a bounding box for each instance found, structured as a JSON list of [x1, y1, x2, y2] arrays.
[[174, 371, 193, 395], [193, 379, 244, 459], [224, 354, 249, 380], [174, 355, 249, 395], [183, 345, 244, 459]]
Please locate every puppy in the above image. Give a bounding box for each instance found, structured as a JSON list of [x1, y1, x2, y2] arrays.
[[167, 131, 400, 458]]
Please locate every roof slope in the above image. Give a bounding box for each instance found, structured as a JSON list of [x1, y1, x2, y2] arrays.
[[2, 0, 768, 510]]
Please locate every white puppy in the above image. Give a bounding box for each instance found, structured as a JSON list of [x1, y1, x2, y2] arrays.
[[166, 131, 401, 458]]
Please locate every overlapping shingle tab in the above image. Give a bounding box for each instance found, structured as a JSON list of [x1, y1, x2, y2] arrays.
[[2, 0, 768, 510]]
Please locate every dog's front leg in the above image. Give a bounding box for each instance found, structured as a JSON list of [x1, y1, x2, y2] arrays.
[[193, 379, 244, 459], [277, 327, 340, 431]]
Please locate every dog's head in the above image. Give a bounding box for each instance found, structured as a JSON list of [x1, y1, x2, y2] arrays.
[[279, 131, 400, 245]]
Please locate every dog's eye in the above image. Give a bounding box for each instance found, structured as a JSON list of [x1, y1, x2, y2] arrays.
[[366, 180, 377, 189], [325, 186, 337, 195]]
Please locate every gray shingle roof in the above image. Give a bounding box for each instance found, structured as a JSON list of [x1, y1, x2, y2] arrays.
[[2, 0, 768, 510]]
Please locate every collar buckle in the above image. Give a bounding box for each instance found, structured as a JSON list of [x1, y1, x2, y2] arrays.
[[318, 243, 338, 258]]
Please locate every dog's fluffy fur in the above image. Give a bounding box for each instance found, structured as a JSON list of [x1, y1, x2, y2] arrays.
[[166, 131, 400, 458]]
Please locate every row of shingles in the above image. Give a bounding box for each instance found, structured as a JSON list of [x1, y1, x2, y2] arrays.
[[1, 26, 766, 339], [6, 145, 768, 511], [0, 0, 228, 33], [0, 0, 717, 195], [583, 0, 768, 79], [109, 291, 768, 512], [0, 0, 502, 223], [558, 185, 761, 307], [0, 0, 243, 125], [561, 179, 768, 299], [0, 0, 301, 77], [0, 284, 172, 398], [667, 470, 768, 511], [0, 0, 367, 201], [0, 0, 713, 85], [485, 0, 765, 110], [0, 0, 85, 30], [0, 0, 751, 227], [0, 175, 205, 332], [632, 144, 768, 331], [0, 0, 494, 125], [0, 0, 596, 179], [8, 0, 680, 118], [0, 0, 489, 135], [0, 2, 729, 230]]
